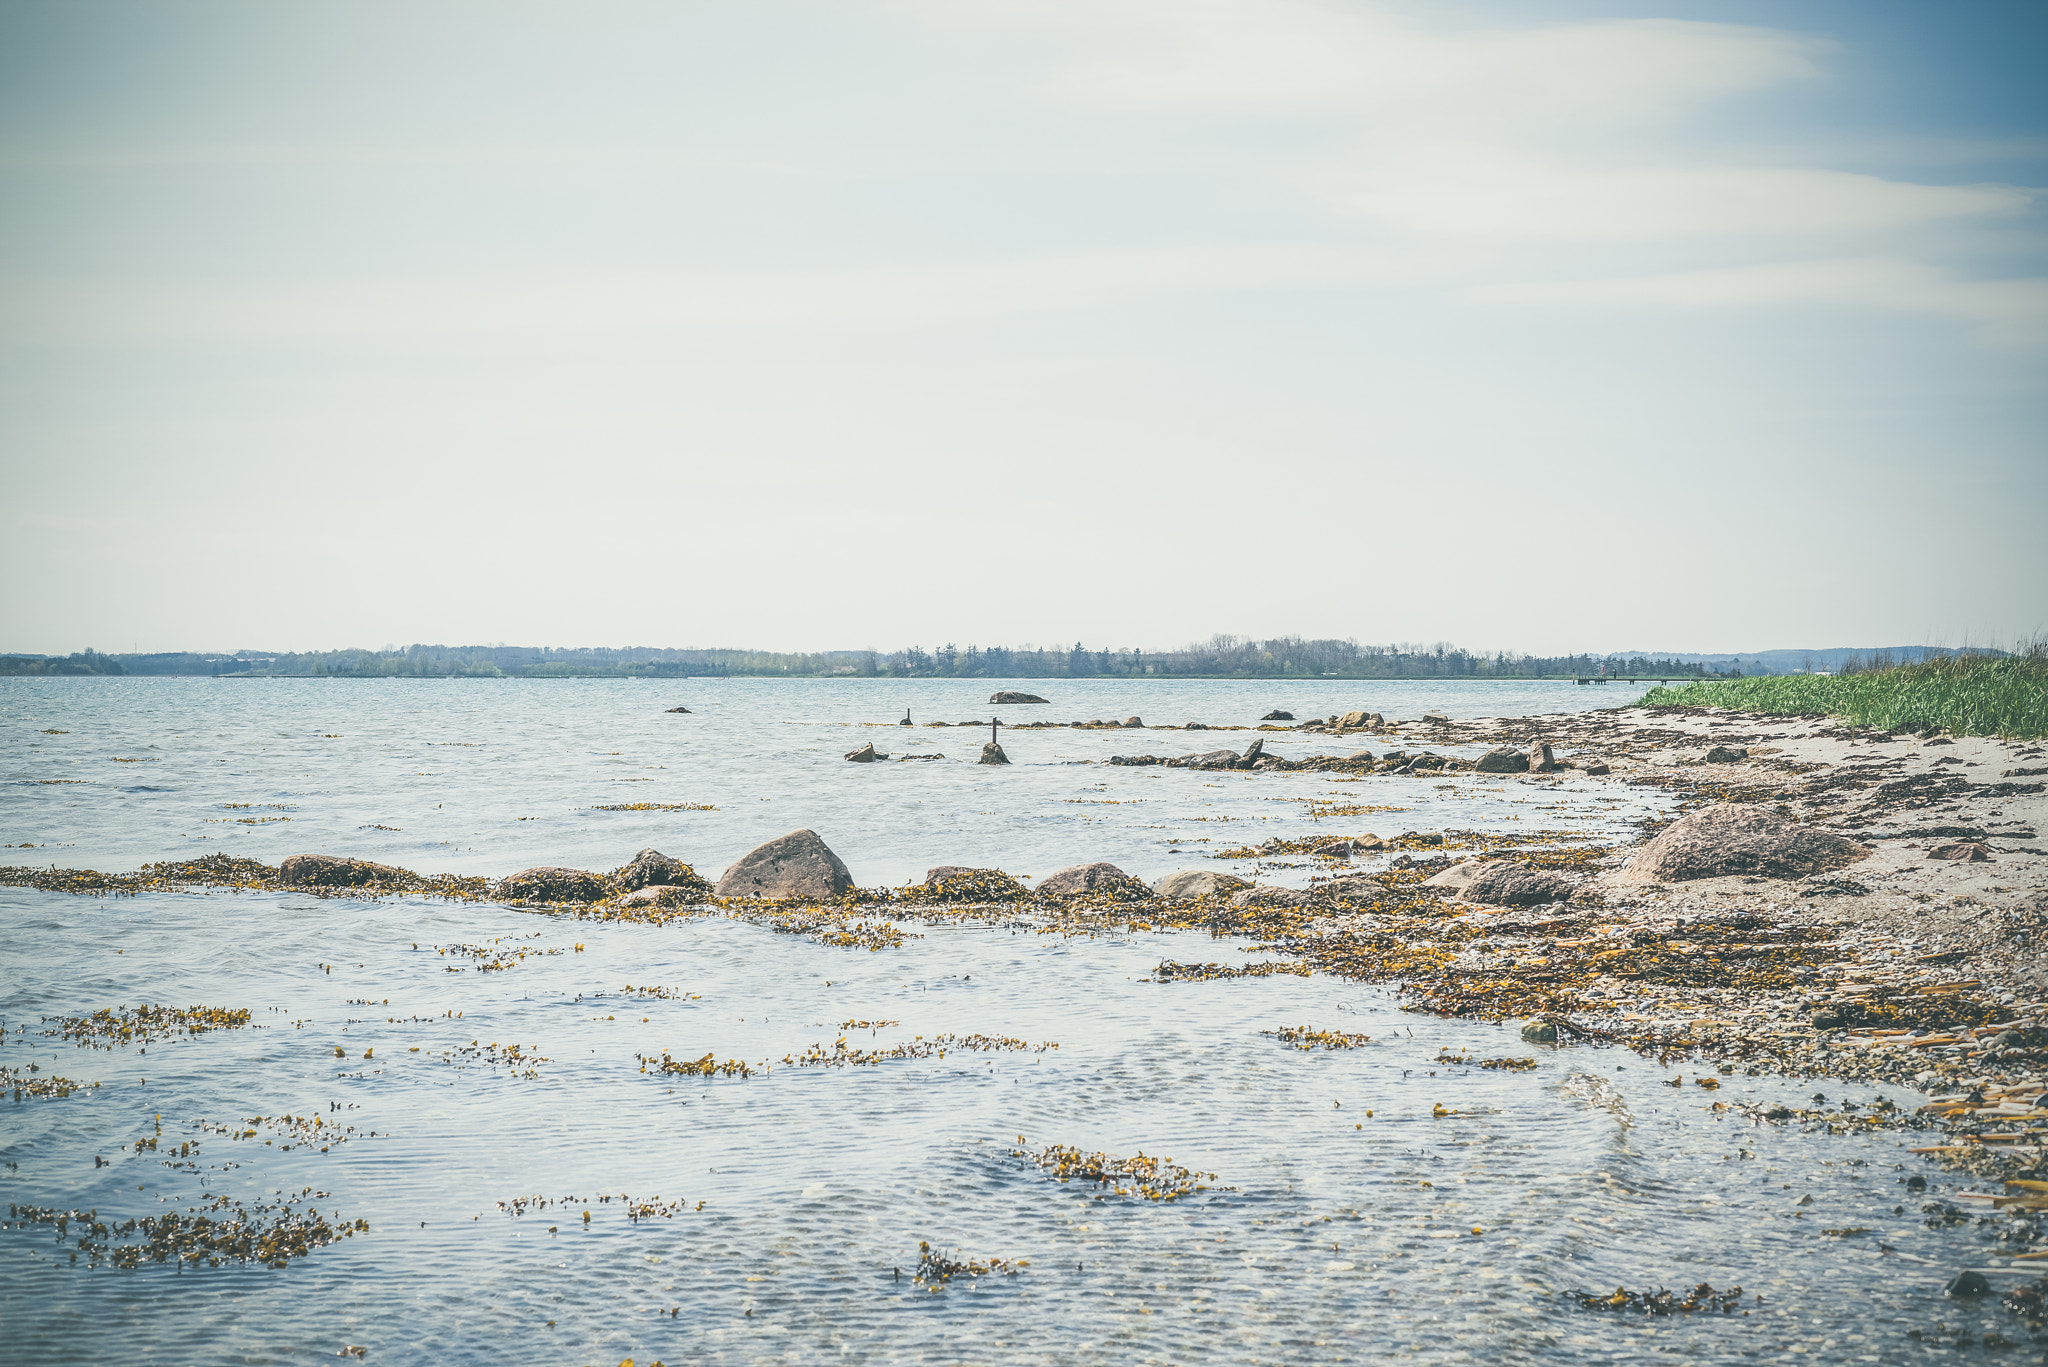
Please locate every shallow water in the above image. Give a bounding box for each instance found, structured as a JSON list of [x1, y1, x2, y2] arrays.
[[0, 680, 2030, 1363]]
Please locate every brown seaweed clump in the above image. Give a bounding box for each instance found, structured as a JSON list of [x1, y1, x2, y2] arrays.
[[2, 1192, 365, 1270], [1264, 1026, 1372, 1050], [44, 1005, 251, 1050], [2, 1066, 99, 1101], [1012, 1141, 1220, 1202], [1574, 1283, 1746, 1315], [915, 1240, 1026, 1289]]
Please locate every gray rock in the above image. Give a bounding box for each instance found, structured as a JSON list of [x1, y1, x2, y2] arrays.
[[1529, 741, 1559, 773], [279, 853, 407, 887], [1337, 710, 1370, 729], [1946, 1270, 1991, 1297], [1422, 862, 1482, 894], [1174, 748, 1242, 769], [989, 691, 1048, 704], [1403, 753, 1446, 772], [846, 742, 879, 762], [496, 866, 611, 902], [1704, 745, 1749, 763], [713, 829, 853, 900], [978, 742, 1011, 766], [1240, 738, 1265, 767], [1627, 803, 1869, 882], [1230, 884, 1320, 909], [665, 706, 691, 714], [1152, 870, 1252, 899], [616, 884, 699, 909], [1422, 713, 1450, 724], [1460, 863, 1575, 907], [1261, 710, 1294, 721], [1319, 876, 1381, 902], [1475, 747, 1530, 773], [1037, 862, 1149, 899], [1123, 716, 1144, 727], [612, 848, 707, 894], [1520, 1021, 1558, 1043], [1347, 750, 1376, 762], [1579, 760, 1612, 776], [924, 865, 980, 884]]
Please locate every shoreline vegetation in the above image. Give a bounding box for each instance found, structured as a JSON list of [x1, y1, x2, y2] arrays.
[[1643, 647, 2048, 740], [0, 637, 1865, 681]]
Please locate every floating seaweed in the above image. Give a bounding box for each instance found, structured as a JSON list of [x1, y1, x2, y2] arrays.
[[781, 1032, 1057, 1068], [2, 1065, 98, 1101], [43, 1005, 251, 1050], [1264, 1026, 1373, 1050], [914, 1240, 1026, 1289], [1012, 1141, 1220, 1202], [3, 1192, 365, 1270], [1151, 961, 1313, 982], [589, 803, 718, 812], [637, 1051, 755, 1080], [1573, 1283, 1745, 1315]]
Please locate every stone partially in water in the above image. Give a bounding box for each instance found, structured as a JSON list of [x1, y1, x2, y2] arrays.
[[1261, 710, 1294, 721], [1626, 804, 1869, 882], [845, 742, 879, 763], [1037, 862, 1149, 899], [713, 829, 853, 900], [1529, 741, 1559, 773], [1475, 747, 1530, 774], [496, 866, 610, 902], [1122, 716, 1143, 727], [1520, 1021, 1558, 1043], [1152, 870, 1251, 899], [979, 742, 1011, 766], [989, 691, 1047, 704], [278, 854, 406, 887], [612, 848, 710, 897]]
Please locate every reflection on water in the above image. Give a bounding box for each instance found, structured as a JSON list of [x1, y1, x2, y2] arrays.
[[0, 680, 2025, 1363]]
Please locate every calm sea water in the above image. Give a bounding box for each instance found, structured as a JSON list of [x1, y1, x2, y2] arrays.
[[0, 679, 2020, 1364]]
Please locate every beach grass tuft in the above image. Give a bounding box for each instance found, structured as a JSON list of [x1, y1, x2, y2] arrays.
[[1640, 645, 2048, 738]]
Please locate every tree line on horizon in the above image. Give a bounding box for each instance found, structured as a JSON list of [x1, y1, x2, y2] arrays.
[[0, 636, 1733, 680]]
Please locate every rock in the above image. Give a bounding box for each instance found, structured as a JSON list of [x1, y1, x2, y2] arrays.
[[1182, 722, 1209, 730], [1261, 710, 1294, 721], [616, 884, 700, 909], [845, 742, 879, 762], [1174, 748, 1242, 770], [1579, 761, 1611, 776], [1529, 741, 1559, 773], [1152, 870, 1252, 899], [898, 712, 913, 727], [713, 829, 853, 900], [1461, 863, 1575, 907], [1520, 1021, 1558, 1043], [989, 691, 1047, 704], [1037, 862, 1149, 899], [279, 853, 407, 887], [1337, 710, 1369, 729], [1422, 713, 1450, 724], [1423, 862, 1481, 894], [1474, 747, 1530, 773], [1230, 885, 1320, 909], [1626, 803, 1869, 882], [1123, 716, 1144, 727], [1319, 876, 1381, 902], [1946, 1270, 1991, 1298], [917, 867, 1031, 901], [978, 742, 1011, 766], [1927, 841, 1993, 862], [1239, 738, 1264, 767], [612, 848, 708, 894], [1402, 754, 1445, 772], [1704, 745, 1749, 763], [496, 866, 611, 903], [665, 706, 691, 713], [1347, 751, 1376, 762]]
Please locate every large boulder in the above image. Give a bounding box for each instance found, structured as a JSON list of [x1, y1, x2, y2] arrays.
[[1036, 862, 1150, 900], [1240, 738, 1265, 766], [280, 854, 407, 887], [1337, 710, 1370, 729], [1474, 747, 1530, 774], [1174, 748, 1242, 769], [1460, 863, 1575, 906], [846, 742, 879, 762], [990, 691, 1048, 704], [1152, 870, 1251, 899], [713, 829, 854, 900], [1122, 716, 1144, 727], [978, 742, 1011, 766], [1529, 742, 1559, 773], [1627, 804, 1869, 882], [612, 848, 711, 897], [497, 866, 611, 902], [1422, 862, 1482, 895]]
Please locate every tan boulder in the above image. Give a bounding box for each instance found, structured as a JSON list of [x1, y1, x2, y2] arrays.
[[1626, 804, 1868, 882]]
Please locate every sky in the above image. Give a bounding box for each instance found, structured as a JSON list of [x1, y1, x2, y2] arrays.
[[1, 0, 2042, 658]]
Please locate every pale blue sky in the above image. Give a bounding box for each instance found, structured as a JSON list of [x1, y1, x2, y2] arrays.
[[1, 1, 2042, 656]]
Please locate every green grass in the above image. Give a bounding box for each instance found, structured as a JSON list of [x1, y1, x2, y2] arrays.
[[1639, 649, 2048, 739]]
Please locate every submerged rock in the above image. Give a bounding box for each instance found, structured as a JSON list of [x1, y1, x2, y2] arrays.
[[989, 691, 1048, 705], [665, 706, 691, 714], [713, 829, 853, 900], [1474, 747, 1530, 774], [612, 848, 709, 896], [496, 866, 610, 903], [1520, 1021, 1559, 1043], [978, 742, 1011, 766], [279, 854, 406, 887], [1152, 869, 1251, 899], [1261, 710, 1294, 721], [1037, 862, 1149, 899], [1627, 803, 1869, 882]]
